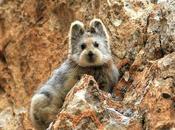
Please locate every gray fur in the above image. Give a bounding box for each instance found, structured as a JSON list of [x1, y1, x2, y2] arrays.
[[30, 19, 119, 130]]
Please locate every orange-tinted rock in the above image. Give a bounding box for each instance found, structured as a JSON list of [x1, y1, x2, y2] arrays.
[[0, 0, 174, 129], [52, 75, 137, 130]]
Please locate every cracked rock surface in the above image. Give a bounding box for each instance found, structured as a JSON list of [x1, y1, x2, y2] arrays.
[[49, 52, 175, 130], [0, 0, 174, 130], [48, 74, 139, 130]]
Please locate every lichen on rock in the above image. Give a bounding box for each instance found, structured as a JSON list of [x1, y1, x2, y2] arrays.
[[51, 75, 138, 130], [0, 0, 175, 130]]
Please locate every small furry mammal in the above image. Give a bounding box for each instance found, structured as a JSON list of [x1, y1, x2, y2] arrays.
[[30, 19, 119, 130]]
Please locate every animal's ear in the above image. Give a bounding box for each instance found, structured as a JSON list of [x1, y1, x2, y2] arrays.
[[89, 19, 109, 41], [69, 20, 84, 54]]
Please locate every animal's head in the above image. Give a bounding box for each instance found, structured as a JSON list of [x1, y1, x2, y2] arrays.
[[68, 19, 112, 67]]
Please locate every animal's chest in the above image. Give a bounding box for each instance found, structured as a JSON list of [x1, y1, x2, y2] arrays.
[[80, 68, 112, 92], [64, 67, 112, 92]]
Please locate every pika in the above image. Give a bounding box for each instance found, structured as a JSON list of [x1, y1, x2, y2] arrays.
[[30, 19, 119, 130]]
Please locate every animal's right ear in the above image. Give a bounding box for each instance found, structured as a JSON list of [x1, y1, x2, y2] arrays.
[[69, 21, 84, 55]]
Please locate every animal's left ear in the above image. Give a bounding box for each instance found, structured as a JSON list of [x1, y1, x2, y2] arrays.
[[89, 19, 109, 41]]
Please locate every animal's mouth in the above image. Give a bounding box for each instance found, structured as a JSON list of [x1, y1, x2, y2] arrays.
[[87, 57, 96, 63], [86, 53, 97, 63]]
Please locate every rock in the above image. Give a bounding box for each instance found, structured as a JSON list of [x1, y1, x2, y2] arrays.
[[0, 0, 174, 129], [51, 75, 140, 130], [52, 52, 175, 130], [0, 107, 32, 130], [122, 52, 175, 130]]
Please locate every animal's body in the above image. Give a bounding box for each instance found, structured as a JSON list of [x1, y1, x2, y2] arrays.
[[30, 19, 119, 130]]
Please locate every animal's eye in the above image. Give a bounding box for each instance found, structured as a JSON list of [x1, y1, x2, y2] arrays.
[[94, 42, 99, 48], [81, 43, 86, 50]]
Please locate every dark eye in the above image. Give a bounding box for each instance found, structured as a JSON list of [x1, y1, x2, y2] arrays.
[[81, 43, 86, 50], [94, 42, 99, 48]]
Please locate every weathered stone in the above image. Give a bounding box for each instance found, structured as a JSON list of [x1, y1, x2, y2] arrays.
[[0, 0, 174, 129], [52, 75, 138, 130]]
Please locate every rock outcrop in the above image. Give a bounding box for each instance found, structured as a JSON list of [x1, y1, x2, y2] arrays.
[[0, 0, 174, 130], [48, 52, 175, 130], [52, 75, 130, 130]]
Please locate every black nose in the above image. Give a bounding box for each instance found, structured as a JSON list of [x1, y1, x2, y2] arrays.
[[88, 51, 94, 58]]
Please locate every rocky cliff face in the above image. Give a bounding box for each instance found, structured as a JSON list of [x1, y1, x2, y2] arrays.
[[0, 0, 174, 130]]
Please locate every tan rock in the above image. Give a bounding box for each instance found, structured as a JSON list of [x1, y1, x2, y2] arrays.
[[0, 0, 174, 129]]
